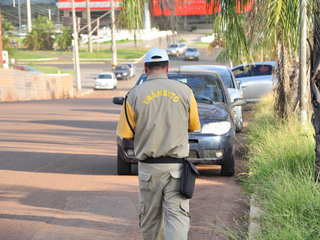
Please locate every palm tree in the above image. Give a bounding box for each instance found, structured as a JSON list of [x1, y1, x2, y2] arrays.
[[311, 0, 320, 180], [55, 26, 73, 51], [2, 20, 15, 54], [23, 16, 55, 51], [208, 0, 315, 118]]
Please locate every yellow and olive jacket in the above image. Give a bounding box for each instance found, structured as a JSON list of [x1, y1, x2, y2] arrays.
[[117, 73, 200, 160]]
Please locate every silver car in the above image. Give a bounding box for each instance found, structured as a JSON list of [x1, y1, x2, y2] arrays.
[[119, 62, 136, 78], [184, 47, 199, 61], [166, 43, 188, 56], [179, 65, 246, 132], [231, 62, 276, 102]]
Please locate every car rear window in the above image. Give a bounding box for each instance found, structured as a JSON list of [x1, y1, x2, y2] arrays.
[[115, 66, 127, 70], [187, 48, 197, 52], [137, 74, 224, 103], [98, 74, 112, 79]]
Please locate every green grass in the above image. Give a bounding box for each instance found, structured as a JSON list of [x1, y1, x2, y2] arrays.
[[10, 51, 53, 59], [63, 48, 147, 59], [33, 66, 74, 74], [239, 94, 319, 239], [10, 48, 146, 61]]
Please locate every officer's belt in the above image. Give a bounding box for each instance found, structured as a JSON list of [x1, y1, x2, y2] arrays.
[[139, 156, 184, 164]]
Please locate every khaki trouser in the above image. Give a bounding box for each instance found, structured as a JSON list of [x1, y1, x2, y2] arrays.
[[138, 162, 191, 240]]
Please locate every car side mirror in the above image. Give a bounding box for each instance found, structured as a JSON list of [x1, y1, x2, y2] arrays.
[[113, 96, 124, 105], [232, 98, 247, 107]]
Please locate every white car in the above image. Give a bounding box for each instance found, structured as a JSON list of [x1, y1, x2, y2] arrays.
[[179, 65, 246, 132], [166, 43, 188, 56], [95, 72, 117, 90], [119, 62, 136, 78]]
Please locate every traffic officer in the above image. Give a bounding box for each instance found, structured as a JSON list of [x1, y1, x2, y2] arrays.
[[116, 47, 201, 240]]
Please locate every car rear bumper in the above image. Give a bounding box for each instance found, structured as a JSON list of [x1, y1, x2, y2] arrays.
[[95, 83, 114, 89], [185, 56, 198, 60], [117, 132, 234, 165], [115, 76, 127, 80]]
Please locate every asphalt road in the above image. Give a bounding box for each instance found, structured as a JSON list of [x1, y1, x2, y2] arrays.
[[0, 50, 249, 240], [37, 49, 229, 92]]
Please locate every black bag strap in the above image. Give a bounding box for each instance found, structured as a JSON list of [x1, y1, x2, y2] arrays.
[[124, 93, 135, 135]]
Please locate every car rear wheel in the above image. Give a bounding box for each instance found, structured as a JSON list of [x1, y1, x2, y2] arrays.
[[117, 147, 131, 175], [221, 155, 235, 176]]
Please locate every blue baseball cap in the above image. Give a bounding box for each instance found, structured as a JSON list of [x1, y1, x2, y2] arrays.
[[145, 47, 169, 63]]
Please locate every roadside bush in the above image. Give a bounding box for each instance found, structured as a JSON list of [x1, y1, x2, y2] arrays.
[[55, 26, 72, 51], [242, 93, 320, 239]]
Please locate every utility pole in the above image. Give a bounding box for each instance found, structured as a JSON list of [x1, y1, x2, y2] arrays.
[[72, 0, 81, 92], [111, 0, 117, 66], [299, 0, 307, 126], [144, 2, 151, 30], [0, 3, 3, 68], [48, 9, 51, 20], [86, 0, 93, 53], [27, 0, 31, 32], [18, 0, 21, 33], [97, 19, 100, 53]]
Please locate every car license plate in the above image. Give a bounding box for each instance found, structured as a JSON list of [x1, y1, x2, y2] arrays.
[[117, 74, 121, 77]]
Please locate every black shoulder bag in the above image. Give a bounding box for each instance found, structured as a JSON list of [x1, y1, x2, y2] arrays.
[[180, 159, 200, 199]]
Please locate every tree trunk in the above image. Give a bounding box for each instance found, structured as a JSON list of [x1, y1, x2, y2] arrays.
[[311, 4, 320, 181]]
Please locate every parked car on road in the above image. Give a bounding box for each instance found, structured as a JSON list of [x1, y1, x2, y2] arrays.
[[231, 62, 276, 102], [12, 65, 44, 74], [113, 70, 247, 176], [119, 62, 136, 78], [166, 43, 188, 56], [179, 65, 246, 132], [184, 47, 199, 61], [113, 65, 131, 80], [94, 72, 117, 90]]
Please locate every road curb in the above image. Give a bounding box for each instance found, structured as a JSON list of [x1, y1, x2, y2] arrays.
[[73, 89, 94, 98], [248, 194, 261, 240], [133, 54, 146, 64]]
